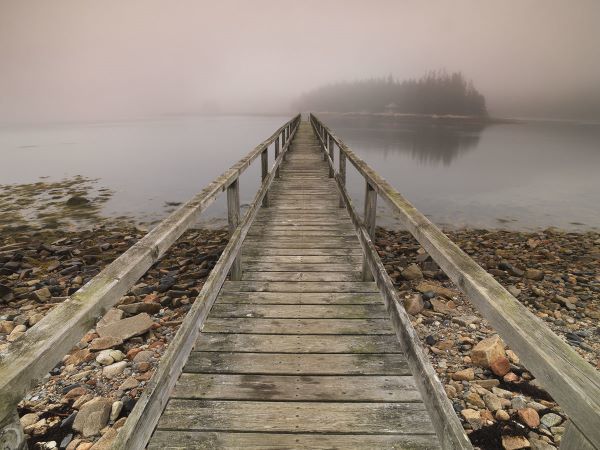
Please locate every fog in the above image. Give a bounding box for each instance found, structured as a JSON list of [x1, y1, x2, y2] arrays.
[[1, 0, 599, 123]]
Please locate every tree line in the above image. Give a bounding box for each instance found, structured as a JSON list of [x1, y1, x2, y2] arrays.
[[294, 71, 487, 116]]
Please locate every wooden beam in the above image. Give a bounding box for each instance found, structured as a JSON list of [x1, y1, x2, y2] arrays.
[[227, 178, 241, 280], [274, 137, 280, 178], [362, 181, 377, 281], [328, 134, 335, 178]]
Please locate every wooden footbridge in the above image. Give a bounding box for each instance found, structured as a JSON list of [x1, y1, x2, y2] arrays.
[[1, 115, 599, 449]]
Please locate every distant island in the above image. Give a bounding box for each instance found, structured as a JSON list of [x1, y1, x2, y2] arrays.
[[294, 71, 487, 117]]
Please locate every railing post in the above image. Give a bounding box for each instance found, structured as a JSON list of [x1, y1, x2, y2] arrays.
[[362, 181, 377, 281], [339, 150, 346, 208], [274, 137, 280, 178], [0, 408, 26, 450], [227, 178, 242, 281], [328, 135, 334, 178], [261, 147, 269, 207], [282, 133, 287, 161], [322, 130, 327, 161]]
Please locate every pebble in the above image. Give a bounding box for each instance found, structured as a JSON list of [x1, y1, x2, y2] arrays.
[[102, 361, 128, 379], [540, 413, 563, 428]]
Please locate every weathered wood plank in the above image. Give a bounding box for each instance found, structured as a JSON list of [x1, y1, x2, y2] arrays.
[[148, 431, 439, 450], [243, 262, 359, 272], [194, 333, 402, 353], [172, 374, 421, 402], [203, 318, 393, 334], [247, 230, 356, 237], [221, 281, 380, 293], [242, 256, 363, 265], [209, 304, 387, 319], [241, 271, 361, 282], [242, 248, 363, 256], [216, 291, 383, 304], [156, 400, 435, 434], [185, 352, 408, 375]]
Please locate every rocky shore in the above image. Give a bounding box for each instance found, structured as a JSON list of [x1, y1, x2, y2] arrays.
[[1, 224, 598, 449], [376, 227, 599, 450]]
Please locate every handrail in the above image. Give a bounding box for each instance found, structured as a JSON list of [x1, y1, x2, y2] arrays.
[[0, 114, 301, 448], [310, 117, 471, 449], [310, 113, 600, 449]]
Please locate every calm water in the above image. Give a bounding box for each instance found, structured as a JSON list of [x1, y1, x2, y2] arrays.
[[1, 115, 599, 231]]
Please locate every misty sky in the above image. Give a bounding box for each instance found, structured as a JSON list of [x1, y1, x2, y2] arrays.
[[1, 0, 599, 123]]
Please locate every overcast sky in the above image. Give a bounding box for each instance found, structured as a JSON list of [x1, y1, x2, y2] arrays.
[[1, 0, 599, 123]]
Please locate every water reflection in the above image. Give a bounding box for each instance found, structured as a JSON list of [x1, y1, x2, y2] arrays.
[[322, 115, 485, 166]]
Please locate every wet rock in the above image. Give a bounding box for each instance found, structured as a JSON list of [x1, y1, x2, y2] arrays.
[[72, 397, 112, 437], [66, 196, 91, 207]]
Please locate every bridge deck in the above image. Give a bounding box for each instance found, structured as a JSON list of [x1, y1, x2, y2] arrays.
[[148, 122, 440, 449]]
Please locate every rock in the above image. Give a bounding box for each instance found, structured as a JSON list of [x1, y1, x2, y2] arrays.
[[89, 336, 123, 351], [490, 356, 511, 376], [512, 396, 528, 410], [7, 324, 26, 342], [33, 287, 52, 302], [66, 196, 90, 207], [415, 282, 456, 299], [466, 392, 485, 408], [132, 350, 153, 363], [109, 349, 125, 362], [110, 401, 123, 421], [496, 410, 510, 421], [90, 428, 118, 450], [97, 308, 124, 328], [452, 368, 474, 381], [0, 320, 15, 334], [28, 313, 44, 326], [72, 397, 112, 437], [508, 285, 521, 297], [483, 393, 503, 411], [461, 408, 482, 430], [529, 439, 556, 450], [0, 283, 13, 301], [119, 377, 139, 391], [118, 302, 161, 315], [445, 385, 457, 399], [525, 268, 544, 281], [102, 361, 127, 379], [473, 379, 500, 389], [96, 313, 154, 341], [95, 350, 114, 366], [540, 413, 562, 428], [518, 408, 540, 428], [66, 348, 93, 366], [502, 435, 530, 450], [506, 349, 520, 364], [402, 294, 424, 315], [471, 334, 505, 368], [20, 412, 40, 428], [401, 263, 423, 280], [430, 299, 454, 315]]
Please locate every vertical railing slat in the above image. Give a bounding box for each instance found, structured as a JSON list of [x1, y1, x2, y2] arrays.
[[362, 181, 377, 281], [227, 178, 241, 280]]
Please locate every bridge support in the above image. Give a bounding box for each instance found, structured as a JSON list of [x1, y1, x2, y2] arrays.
[[362, 181, 377, 281], [0, 409, 26, 450], [339, 151, 346, 208], [261, 149, 269, 207], [227, 179, 242, 280]]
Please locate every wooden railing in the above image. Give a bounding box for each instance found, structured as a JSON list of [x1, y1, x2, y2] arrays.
[[310, 113, 600, 450], [0, 115, 301, 449]]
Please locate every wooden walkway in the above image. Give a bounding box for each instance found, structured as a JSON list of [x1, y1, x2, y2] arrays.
[[148, 122, 440, 448]]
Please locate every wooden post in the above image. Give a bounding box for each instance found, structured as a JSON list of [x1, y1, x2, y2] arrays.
[[339, 151, 346, 208], [274, 138, 280, 178], [0, 408, 26, 450], [362, 181, 377, 281], [322, 130, 327, 161], [227, 179, 241, 281], [261, 148, 269, 207], [282, 133, 287, 161], [328, 135, 334, 178]]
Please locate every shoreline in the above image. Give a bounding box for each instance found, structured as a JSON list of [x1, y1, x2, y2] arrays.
[[1, 223, 598, 448]]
